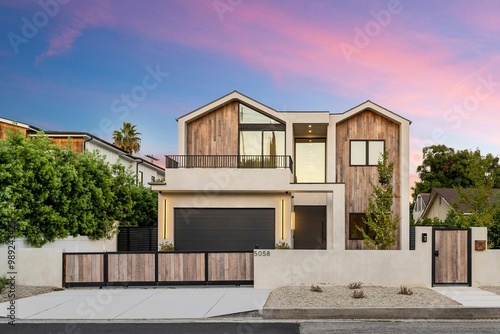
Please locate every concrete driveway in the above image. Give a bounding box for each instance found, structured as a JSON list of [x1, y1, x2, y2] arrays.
[[0, 287, 271, 320]]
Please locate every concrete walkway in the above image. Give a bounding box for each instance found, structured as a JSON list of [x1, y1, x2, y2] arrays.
[[0, 287, 271, 320], [432, 287, 500, 307]]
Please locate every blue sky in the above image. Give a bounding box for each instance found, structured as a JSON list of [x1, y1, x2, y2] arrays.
[[1, 0, 500, 186]]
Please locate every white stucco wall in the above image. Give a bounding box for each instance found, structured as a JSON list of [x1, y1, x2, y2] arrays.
[[0, 248, 62, 287], [471, 227, 500, 286], [255, 226, 433, 288]]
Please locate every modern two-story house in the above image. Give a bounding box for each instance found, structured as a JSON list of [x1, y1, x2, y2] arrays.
[[153, 91, 410, 251]]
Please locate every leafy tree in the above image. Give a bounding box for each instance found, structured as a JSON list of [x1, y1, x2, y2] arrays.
[[360, 151, 400, 250], [112, 122, 141, 154], [0, 130, 157, 246], [413, 145, 500, 201]]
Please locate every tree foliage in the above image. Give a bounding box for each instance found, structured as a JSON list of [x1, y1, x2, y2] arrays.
[[361, 151, 400, 250], [112, 122, 142, 154], [414, 145, 500, 201], [0, 130, 157, 247]]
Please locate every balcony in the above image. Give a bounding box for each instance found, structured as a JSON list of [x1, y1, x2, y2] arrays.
[[165, 155, 293, 172]]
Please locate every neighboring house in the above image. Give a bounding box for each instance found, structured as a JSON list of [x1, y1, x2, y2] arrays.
[[42, 131, 164, 186], [153, 91, 411, 251], [0, 117, 164, 186], [420, 188, 500, 221], [413, 192, 430, 221]]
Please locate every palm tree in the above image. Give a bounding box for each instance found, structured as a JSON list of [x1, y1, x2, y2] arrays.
[[112, 122, 141, 154]]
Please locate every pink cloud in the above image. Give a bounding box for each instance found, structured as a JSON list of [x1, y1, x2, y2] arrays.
[[35, 0, 115, 64]]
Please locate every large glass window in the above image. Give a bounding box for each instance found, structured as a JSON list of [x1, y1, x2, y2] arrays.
[[295, 139, 326, 183], [350, 140, 385, 166], [238, 104, 285, 167], [239, 104, 280, 124]]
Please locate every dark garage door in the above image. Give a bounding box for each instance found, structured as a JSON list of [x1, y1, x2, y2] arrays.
[[174, 208, 275, 251]]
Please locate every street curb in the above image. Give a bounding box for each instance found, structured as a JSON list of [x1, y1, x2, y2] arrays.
[[263, 307, 500, 319]]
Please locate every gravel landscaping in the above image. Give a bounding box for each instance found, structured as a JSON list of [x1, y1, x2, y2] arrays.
[[0, 286, 62, 303], [481, 286, 500, 295], [264, 285, 461, 308]]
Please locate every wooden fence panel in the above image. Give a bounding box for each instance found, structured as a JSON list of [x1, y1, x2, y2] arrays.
[[64, 254, 104, 283], [158, 253, 205, 282], [208, 252, 254, 281], [107, 253, 155, 282]]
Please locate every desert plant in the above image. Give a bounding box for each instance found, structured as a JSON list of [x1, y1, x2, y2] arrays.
[[399, 286, 413, 295], [275, 241, 291, 249], [158, 241, 174, 252], [348, 281, 363, 289], [352, 289, 365, 299], [310, 284, 323, 293]]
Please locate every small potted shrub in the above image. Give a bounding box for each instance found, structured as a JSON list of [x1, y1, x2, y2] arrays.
[[158, 241, 175, 252]]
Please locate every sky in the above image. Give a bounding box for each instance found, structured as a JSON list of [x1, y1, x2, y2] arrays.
[[1, 0, 500, 190]]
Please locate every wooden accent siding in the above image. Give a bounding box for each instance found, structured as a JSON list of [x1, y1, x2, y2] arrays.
[[434, 230, 469, 284], [157, 253, 205, 282], [50, 137, 85, 153], [336, 110, 401, 250], [64, 254, 104, 283], [207, 253, 254, 281], [0, 123, 27, 139], [187, 101, 239, 155], [107, 253, 155, 282]]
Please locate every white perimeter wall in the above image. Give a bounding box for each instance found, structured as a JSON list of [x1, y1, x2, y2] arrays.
[[255, 226, 433, 288], [0, 236, 117, 287], [255, 227, 500, 288]]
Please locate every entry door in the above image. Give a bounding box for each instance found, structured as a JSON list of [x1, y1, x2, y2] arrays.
[[432, 228, 471, 285], [293, 206, 327, 249]]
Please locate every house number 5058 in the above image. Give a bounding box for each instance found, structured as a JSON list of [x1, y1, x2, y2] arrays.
[[254, 251, 270, 257]]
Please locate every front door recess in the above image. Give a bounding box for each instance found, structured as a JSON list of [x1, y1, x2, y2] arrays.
[[293, 206, 327, 249], [432, 228, 471, 286]]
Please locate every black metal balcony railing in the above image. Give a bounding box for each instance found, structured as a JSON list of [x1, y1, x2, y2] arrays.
[[165, 155, 293, 172]]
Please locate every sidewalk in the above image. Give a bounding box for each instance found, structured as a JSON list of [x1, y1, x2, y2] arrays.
[[0, 287, 271, 320], [432, 286, 500, 307]]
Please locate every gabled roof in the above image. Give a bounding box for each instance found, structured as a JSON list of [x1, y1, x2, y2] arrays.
[[177, 90, 285, 123], [334, 100, 412, 125], [422, 188, 500, 217], [418, 193, 431, 206], [34, 131, 165, 174]]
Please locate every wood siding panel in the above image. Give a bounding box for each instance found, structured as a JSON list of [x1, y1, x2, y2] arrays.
[[64, 254, 104, 283], [186, 101, 239, 155], [0, 123, 27, 139], [157, 253, 205, 282], [107, 254, 155, 282], [336, 110, 401, 250], [207, 253, 254, 281], [50, 137, 84, 153]]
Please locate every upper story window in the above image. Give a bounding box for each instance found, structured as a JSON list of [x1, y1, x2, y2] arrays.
[[350, 140, 384, 166], [238, 104, 285, 158], [239, 104, 281, 124]]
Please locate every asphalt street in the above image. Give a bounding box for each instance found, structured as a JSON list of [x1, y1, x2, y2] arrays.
[[1, 321, 500, 334]]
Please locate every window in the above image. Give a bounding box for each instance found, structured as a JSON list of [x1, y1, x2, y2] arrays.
[[238, 104, 285, 164], [295, 138, 326, 183], [151, 175, 156, 182], [350, 140, 384, 166], [349, 212, 376, 240], [239, 104, 280, 124], [137, 171, 144, 185]]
